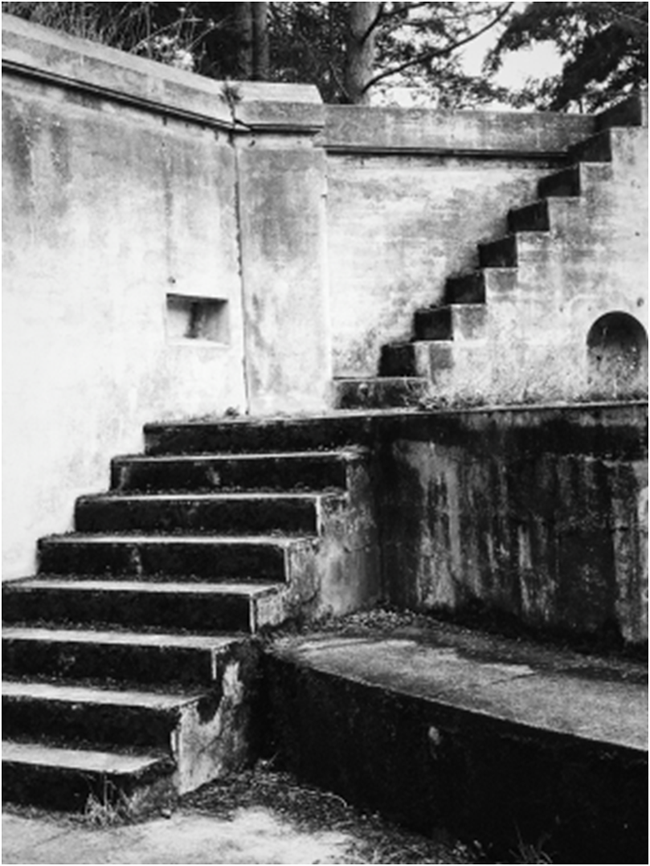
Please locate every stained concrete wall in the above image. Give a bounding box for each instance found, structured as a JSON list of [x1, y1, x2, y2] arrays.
[[379, 404, 648, 646], [2, 14, 328, 577], [322, 107, 597, 376]]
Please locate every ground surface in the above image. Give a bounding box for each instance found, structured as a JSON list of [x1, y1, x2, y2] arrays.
[[2, 763, 479, 865]]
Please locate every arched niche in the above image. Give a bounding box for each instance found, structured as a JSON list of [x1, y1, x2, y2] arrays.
[[587, 312, 648, 396]]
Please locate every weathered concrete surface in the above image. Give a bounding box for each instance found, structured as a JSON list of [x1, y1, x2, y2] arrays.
[[237, 142, 331, 415], [144, 402, 647, 645], [265, 623, 648, 863], [325, 98, 648, 392], [380, 405, 648, 645], [326, 151, 564, 377], [2, 18, 240, 579], [2, 809, 354, 864], [2, 13, 327, 579], [321, 105, 596, 155]]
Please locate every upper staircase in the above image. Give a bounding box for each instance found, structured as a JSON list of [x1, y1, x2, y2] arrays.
[[335, 107, 648, 410]]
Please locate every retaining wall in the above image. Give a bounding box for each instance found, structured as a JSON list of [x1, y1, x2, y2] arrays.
[[379, 403, 648, 645]]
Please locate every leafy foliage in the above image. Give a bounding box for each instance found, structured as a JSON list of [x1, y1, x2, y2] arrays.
[[485, 2, 648, 111]]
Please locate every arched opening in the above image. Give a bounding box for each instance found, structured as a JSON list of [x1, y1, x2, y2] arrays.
[[587, 312, 648, 396]]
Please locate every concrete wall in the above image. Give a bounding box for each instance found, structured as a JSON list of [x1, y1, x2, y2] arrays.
[[322, 107, 597, 376], [379, 404, 648, 646], [2, 14, 328, 577], [4, 14, 645, 584]]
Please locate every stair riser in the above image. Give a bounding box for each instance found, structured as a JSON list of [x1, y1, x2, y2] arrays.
[[2, 759, 175, 814], [3, 697, 180, 751], [75, 498, 320, 535], [413, 306, 487, 342], [3, 639, 232, 686], [144, 418, 380, 455], [334, 379, 430, 410], [569, 131, 613, 164], [478, 236, 517, 269], [111, 456, 351, 493], [3, 588, 254, 632], [507, 202, 550, 233], [444, 274, 485, 305], [38, 540, 287, 581], [413, 308, 452, 340]]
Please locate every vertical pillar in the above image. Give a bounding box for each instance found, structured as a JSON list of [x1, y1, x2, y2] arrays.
[[234, 85, 332, 415]]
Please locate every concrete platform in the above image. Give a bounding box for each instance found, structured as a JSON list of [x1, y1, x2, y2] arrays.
[[264, 621, 648, 863]]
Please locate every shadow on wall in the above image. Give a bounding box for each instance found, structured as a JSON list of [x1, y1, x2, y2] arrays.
[[587, 311, 648, 397]]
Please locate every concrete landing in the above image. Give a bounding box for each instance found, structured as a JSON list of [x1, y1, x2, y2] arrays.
[[271, 630, 647, 751], [265, 620, 648, 863]]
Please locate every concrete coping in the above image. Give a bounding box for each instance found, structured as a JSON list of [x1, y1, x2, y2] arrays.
[[1, 12, 324, 134], [320, 104, 598, 156], [321, 92, 648, 156]]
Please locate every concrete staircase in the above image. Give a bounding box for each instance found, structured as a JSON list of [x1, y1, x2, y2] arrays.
[[335, 113, 647, 410], [2, 425, 379, 813]]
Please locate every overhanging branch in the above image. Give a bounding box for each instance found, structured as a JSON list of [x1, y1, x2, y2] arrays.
[[361, 2, 514, 94]]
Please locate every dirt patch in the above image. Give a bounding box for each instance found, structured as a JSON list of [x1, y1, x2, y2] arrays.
[[182, 760, 478, 864]]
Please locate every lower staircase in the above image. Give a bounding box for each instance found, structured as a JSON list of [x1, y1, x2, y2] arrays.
[[2, 425, 378, 813]]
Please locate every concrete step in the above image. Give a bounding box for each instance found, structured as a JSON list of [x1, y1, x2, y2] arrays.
[[74, 492, 342, 535], [444, 272, 485, 304], [444, 269, 518, 305], [265, 624, 648, 864], [538, 162, 613, 199], [2, 740, 175, 814], [569, 128, 613, 164], [110, 450, 361, 493], [411, 305, 487, 342], [380, 340, 488, 381], [478, 234, 517, 268], [334, 377, 431, 410], [144, 416, 388, 456], [507, 200, 550, 233], [37, 533, 311, 580], [2, 626, 248, 686], [2, 680, 201, 751], [2, 578, 285, 633]]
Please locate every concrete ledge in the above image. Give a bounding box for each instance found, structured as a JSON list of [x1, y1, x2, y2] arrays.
[[321, 105, 596, 156], [265, 624, 648, 863], [2, 13, 322, 132]]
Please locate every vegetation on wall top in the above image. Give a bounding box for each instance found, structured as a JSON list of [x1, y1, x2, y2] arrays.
[[2, 2, 647, 111]]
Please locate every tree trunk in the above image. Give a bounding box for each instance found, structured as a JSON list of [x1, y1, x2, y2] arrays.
[[234, 1, 254, 78], [344, 2, 380, 104], [252, 2, 269, 80]]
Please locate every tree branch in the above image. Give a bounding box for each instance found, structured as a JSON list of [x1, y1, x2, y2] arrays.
[[361, 2, 514, 93]]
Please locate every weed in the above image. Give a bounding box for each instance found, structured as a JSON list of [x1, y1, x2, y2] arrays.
[[83, 779, 134, 828]]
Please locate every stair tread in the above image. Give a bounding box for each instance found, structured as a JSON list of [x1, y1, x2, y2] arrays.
[[40, 533, 313, 545], [115, 450, 365, 461], [79, 492, 344, 502], [5, 578, 282, 595], [2, 740, 169, 774], [2, 680, 200, 709], [2, 625, 243, 648]]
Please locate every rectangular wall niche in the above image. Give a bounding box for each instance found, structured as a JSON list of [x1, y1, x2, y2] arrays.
[[166, 294, 229, 344]]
